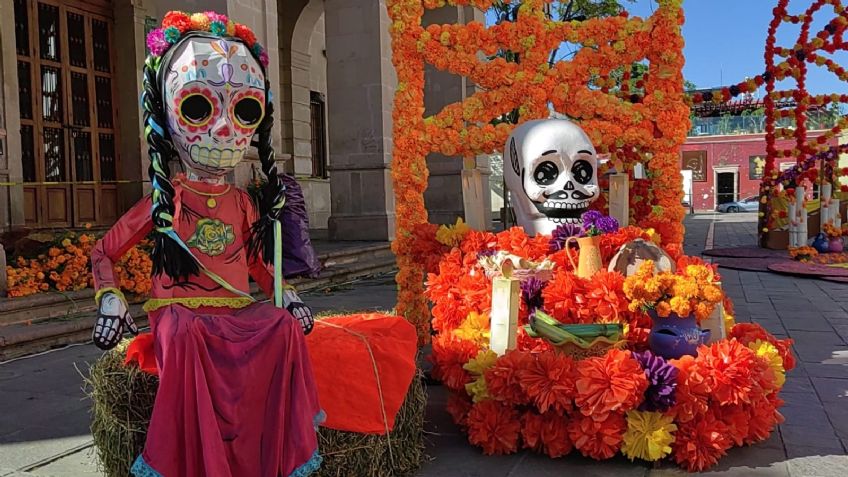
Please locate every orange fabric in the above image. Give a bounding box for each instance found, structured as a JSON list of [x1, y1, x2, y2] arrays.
[[124, 313, 419, 435], [125, 333, 159, 375], [306, 314, 418, 434]]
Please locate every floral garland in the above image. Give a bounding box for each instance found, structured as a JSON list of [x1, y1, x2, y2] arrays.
[[387, 0, 690, 343], [423, 224, 794, 471], [755, 1, 847, 236], [146, 11, 269, 67]]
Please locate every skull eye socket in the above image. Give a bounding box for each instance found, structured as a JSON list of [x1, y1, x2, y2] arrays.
[[533, 161, 559, 186], [571, 159, 594, 185], [179, 94, 214, 126], [233, 97, 264, 129]]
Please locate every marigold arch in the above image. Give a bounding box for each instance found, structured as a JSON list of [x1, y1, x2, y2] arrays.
[[387, 0, 689, 342]]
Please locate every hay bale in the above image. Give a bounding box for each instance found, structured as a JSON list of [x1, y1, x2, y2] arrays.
[[84, 341, 425, 477]]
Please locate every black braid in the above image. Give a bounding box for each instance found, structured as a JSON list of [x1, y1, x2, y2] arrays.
[[142, 56, 199, 280], [247, 79, 287, 265]]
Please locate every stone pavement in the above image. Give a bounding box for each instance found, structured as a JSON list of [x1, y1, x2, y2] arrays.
[[2, 214, 848, 476]]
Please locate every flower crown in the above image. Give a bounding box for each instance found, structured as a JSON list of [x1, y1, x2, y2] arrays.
[[146, 11, 269, 68]]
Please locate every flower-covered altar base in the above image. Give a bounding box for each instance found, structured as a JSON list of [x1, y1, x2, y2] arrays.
[[417, 223, 795, 472]]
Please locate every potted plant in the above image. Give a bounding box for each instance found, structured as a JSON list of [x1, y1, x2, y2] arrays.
[[623, 261, 723, 359]]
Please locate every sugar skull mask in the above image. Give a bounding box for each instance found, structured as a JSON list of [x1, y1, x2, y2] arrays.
[[503, 119, 600, 236], [163, 35, 266, 176]]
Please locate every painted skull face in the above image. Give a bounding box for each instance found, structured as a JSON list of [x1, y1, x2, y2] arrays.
[[164, 36, 266, 176], [503, 119, 599, 236]]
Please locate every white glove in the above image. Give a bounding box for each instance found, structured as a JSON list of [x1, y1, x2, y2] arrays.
[[283, 288, 314, 335], [92, 292, 137, 350]]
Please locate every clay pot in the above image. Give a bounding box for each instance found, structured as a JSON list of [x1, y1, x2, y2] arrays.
[[812, 233, 830, 253], [566, 235, 602, 278], [648, 311, 710, 360], [829, 237, 844, 253]]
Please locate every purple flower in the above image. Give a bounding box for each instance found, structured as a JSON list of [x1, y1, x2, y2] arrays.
[[146, 28, 169, 56], [633, 350, 678, 412], [477, 248, 497, 258], [595, 215, 620, 234], [520, 277, 546, 312], [549, 223, 584, 252], [581, 210, 603, 228]]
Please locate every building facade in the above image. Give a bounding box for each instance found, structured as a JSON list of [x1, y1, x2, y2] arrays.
[[681, 99, 842, 212], [0, 0, 491, 240]]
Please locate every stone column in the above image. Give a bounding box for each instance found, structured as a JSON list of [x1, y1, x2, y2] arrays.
[[422, 6, 492, 229], [325, 0, 396, 241], [0, 0, 26, 230]]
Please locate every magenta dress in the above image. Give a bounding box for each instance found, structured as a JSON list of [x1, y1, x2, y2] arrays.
[[92, 177, 322, 477]]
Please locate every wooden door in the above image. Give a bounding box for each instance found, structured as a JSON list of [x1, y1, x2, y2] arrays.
[[13, 0, 119, 228]]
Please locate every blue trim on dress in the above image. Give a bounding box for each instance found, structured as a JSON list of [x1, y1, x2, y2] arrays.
[[131, 455, 163, 477], [289, 450, 322, 477], [313, 409, 327, 430]]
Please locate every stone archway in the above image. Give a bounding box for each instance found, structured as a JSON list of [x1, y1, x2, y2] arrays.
[[277, 0, 323, 176]]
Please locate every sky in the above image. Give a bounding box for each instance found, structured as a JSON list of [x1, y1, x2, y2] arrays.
[[487, 0, 847, 96]]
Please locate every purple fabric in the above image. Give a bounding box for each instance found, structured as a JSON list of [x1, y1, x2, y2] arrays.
[[279, 174, 322, 279]]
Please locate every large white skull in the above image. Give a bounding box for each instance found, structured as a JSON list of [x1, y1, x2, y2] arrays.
[[163, 36, 266, 177], [503, 119, 599, 236]]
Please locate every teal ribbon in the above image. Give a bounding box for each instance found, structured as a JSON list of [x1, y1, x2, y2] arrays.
[[274, 219, 283, 308]]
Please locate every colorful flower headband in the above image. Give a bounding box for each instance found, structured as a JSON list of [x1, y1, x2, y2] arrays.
[[146, 11, 269, 68]]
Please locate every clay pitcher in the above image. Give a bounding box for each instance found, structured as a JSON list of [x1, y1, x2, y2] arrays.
[[566, 235, 603, 278]]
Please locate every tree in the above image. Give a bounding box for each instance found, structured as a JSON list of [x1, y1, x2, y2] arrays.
[[490, 1, 634, 124]]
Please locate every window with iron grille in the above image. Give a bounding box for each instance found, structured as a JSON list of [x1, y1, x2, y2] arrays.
[[310, 91, 328, 178]]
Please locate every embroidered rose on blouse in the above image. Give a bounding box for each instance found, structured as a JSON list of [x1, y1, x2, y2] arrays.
[[187, 218, 235, 256]]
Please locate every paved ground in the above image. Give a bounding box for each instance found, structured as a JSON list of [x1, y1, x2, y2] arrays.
[[1, 213, 847, 476]]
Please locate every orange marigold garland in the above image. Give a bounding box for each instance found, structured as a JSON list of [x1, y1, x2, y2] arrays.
[[387, 0, 691, 343]]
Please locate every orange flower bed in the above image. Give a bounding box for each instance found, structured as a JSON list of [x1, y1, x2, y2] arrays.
[[6, 233, 153, 298], [387, 0, 690, 343]]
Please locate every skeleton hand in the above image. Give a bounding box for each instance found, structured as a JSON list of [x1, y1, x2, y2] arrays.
[[92, 292, 137, 350], [283, 288, 314, 335]]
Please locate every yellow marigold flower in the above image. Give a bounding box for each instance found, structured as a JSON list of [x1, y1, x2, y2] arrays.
[[455, 311, 491, 346], [465, 375, 489, 403], [622, 411, 677, 462], [748, 340, 785, 389], [435, 217, 471, 247], [702, 284, 722, 302], [463, 349, 497, 376], [655, 301, 672, 317]]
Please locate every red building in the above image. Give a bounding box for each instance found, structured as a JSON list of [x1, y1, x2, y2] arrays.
[[680, 97, 839, 211]]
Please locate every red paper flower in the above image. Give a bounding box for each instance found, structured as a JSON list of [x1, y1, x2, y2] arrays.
[[568, 413, 626, 460], [485, 350, 531, 405], [516, 325, 553, 353], [519, 352, 577, 414], [670, 355, 711, 423], [745, 395, 785, 445], [496, 227, 548, 260], [542, 270, 588, 324], [583, 270, 629, 323], [540, 413, 573, 458], [697, 340, 757, 406], [466, 400, 521, 455], [162, 11, 192, 33], [672, 412, 733, 472], [430, 334, 478, 392], [729, 323, 796, 371], [234, 23, 257, 47], [521, 410, 545, 453], [460, 230, 497, 256], [713, 404, 750, 447], [574, 349, 648, 418], [446, 391, 473, 428]]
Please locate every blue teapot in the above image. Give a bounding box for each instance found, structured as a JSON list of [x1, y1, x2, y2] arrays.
[[648, 311, 710, 360], [812, 232, 830, 253]]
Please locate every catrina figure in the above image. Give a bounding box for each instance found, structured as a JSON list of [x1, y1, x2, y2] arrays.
[[90, 12, 323, 477]]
